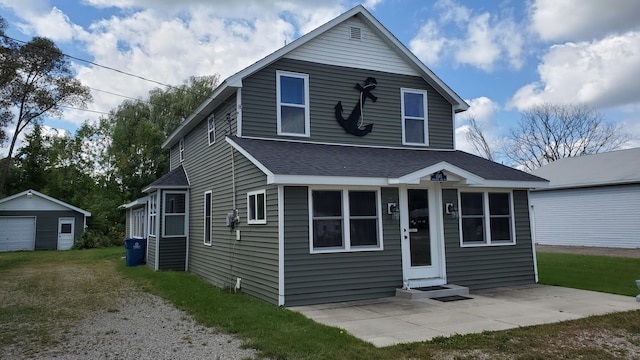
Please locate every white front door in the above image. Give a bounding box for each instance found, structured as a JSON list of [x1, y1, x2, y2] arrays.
[[57, 218, 75, 250], [400, 187, 445, 287]]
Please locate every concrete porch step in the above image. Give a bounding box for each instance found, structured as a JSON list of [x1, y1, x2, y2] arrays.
[[395, 284, 469, 300]]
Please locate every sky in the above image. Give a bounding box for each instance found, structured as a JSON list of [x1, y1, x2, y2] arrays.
[[1, 0, 640, 161]]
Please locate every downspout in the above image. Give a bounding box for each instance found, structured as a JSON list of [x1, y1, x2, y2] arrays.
[[528, 190, 539, 283]]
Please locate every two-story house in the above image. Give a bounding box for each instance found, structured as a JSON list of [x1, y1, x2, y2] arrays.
[[132, 5, 547, 306]]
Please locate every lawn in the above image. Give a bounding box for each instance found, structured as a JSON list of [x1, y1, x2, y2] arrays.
[[1, 248, 639, 359], [537, 252, 640, 297]]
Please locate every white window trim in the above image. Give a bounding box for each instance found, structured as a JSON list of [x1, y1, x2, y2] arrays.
[[458, 189, 516, 247], [247, 189, 267, 225], [204, 191, 212, 246], [162, 191, 188, 238], [148, 193, 157, 237], [179, 138, 185, 162], [401, 88, 429, 146], [131, 207, 145, 238], [308, 186, 384, 254], [276, 70, 310, 137], [207, 115, 216, 146]]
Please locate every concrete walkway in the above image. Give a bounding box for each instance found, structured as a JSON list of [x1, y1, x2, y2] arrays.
[[290, 285, 640, 347]]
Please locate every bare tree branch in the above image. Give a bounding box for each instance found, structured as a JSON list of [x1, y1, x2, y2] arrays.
[[465, 118, 494, 161], [502, 103, 631, 171]]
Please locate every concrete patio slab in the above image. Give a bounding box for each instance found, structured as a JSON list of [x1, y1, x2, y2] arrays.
[[289, 284, 639, 347]]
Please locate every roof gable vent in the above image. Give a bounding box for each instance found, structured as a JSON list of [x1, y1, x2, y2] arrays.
[[349, 26, 362, 41]]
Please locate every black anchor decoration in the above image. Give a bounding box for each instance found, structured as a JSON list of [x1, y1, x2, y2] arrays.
[[335, 77, 377, 136]]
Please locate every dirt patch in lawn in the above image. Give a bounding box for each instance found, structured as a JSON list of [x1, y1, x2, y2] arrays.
[[537, 244, 640, 258]]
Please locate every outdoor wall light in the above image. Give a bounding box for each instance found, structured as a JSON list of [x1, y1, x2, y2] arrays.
[[445, 202, 458, 219], [26, 190, 33, 199]]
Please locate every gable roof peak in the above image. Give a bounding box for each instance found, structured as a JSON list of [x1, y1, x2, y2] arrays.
[[163, 4, 468, 149]]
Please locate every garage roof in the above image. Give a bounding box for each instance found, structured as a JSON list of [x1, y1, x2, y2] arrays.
[[0, 189, 91, 216]]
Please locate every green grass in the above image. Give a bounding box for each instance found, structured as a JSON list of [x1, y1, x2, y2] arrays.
[[2, 248, 640, 359], [537, 252, 640, 296]]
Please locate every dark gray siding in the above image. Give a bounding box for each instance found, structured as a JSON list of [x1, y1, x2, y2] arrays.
[[170, 141, 180, 170], [283, 186, 402, 306], [158, 237, 186, 270], [147, 236, 156, 270], [180, 93, 280, 304], [242, 58, 454, 149], [0, 210, 85, 250], [442, 189, 535, 289]]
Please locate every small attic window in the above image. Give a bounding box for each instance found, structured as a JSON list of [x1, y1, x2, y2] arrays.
[[349, 26, 362, 41]]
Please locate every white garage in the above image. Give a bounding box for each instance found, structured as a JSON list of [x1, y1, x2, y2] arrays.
[[0, 217, 36, 251]]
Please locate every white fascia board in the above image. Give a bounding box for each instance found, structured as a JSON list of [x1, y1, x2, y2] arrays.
[[0, 189, 92, 217], [467, 180, 549, 189], [225, 137, 275, 181], [396, 162, 484, 185], [356, 8, 469, 112], [270, 175, 389, 186], [119, 196, 149, 209], [142, 185, 190, 193], [163, 85, 240, 149]]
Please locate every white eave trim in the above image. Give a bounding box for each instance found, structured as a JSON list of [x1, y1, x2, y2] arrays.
[[142, 185, 191, 193], [226, 137, 275, 182], [0, 189, 92, 217]]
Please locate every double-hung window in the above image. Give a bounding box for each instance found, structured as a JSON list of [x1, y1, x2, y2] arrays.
[[310, 189, 382, 253], [148, 193, 157, 237], [247, 190, 266, 224], [459, 191, 515, 246], [204, 191, 212, 245], [207, 115, 215, 145], [179, 138, 185, 162], [401, 88, 428, 145], [277, 71, 310, 137], [163, 192, 187, 237]]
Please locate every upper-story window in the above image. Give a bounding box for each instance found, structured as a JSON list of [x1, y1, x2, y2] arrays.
[[401, 88, 428, 146], [207, 115, 215, 145], [277, 70, 310, 137], [179, 138, 185, 162]]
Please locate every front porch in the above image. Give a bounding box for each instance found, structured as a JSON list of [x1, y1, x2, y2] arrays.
[[290, 284, 640, 347]]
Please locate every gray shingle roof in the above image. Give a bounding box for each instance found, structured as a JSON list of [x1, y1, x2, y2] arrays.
[[229, 137, 546, 184], [143, 165, 189, 192], [531, 147, 640, 189]]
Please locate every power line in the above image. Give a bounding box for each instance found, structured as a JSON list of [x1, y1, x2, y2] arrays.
[[59, 105, 111, 116], [88, 87, 150, 103], [1, 34, 179, 90]]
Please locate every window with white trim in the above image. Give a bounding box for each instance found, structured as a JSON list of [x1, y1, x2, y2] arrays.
[[163, 192, 187, 237], [310, 189, 382, 253], [148, 193, 157, 237], [277, 71, 310, 137], [401, 88, 428, 145], [459, 191, 515, 246], [179, 138, 185, 162], [247, 190, 266, 224], [132, 207, 145, 238], [204, 191, 212, 245], [207, 115, 215, 145]]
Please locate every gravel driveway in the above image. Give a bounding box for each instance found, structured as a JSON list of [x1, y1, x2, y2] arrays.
[[31, 292, 258, 360]]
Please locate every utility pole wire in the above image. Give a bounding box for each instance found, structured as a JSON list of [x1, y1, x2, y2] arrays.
[[1, 34, 179, 90]]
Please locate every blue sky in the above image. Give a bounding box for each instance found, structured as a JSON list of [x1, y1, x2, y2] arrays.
[[1, 0, 640, 159]]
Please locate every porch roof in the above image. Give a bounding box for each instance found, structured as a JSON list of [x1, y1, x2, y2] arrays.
[[142, 165, 190, 193], [227, 137, 548, 188]]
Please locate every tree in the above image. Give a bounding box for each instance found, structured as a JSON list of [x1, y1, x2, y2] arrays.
[[105, 75, 219, 201], [503, 103, 631, 171], [0, 34, 91, 196], [465, 118, 495, 161]]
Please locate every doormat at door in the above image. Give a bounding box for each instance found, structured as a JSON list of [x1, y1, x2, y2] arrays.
[[414, 286, 449, 291], [430, 295, 473, 302]]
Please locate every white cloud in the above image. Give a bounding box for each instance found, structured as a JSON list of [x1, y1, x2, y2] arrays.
[[409, 20, 446, 65], [530, 0, 640, 41], [410, 0, 525, 71], [509, 32, 640, 110], [457, 97, 500, 123]]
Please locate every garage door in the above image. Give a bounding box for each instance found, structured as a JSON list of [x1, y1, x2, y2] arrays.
[[0, 217, 36, 252]]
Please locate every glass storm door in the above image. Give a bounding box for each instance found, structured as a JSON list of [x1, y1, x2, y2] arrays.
[[401, 188, 442, 283]]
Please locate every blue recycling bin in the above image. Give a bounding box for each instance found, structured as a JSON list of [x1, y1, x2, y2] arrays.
[[124, 238, 146, 266]]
